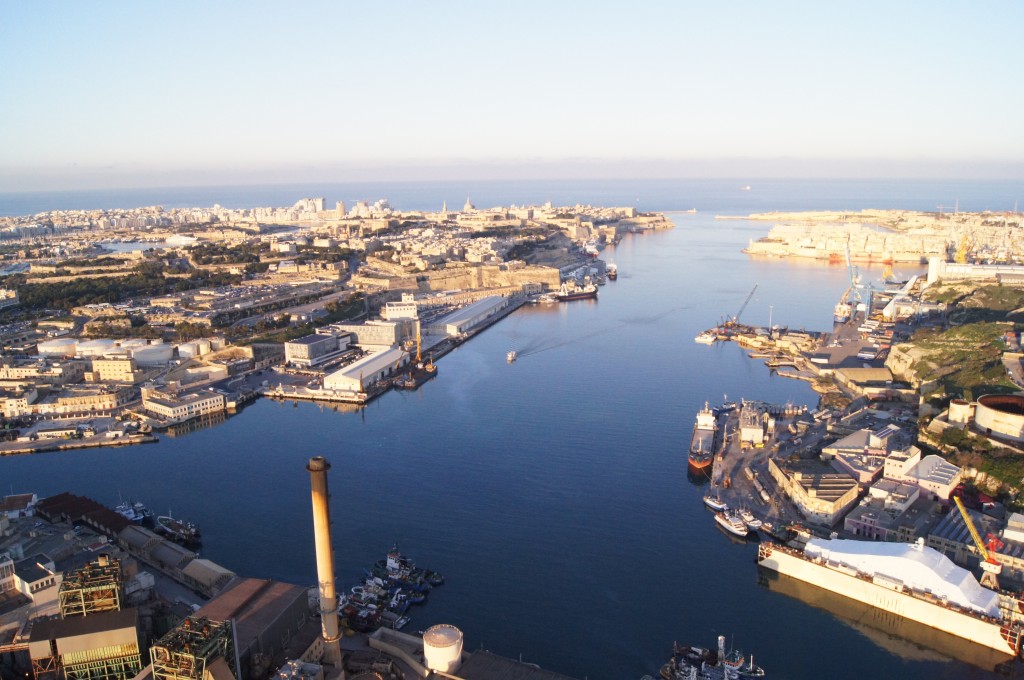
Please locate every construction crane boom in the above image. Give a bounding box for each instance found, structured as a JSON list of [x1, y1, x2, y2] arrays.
[[733, 284, 758, 325], [953, 495, 1003, 589]]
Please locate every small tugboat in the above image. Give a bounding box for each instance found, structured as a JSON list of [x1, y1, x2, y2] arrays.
[[156, 512, 201, 546], [606, 262, 618, 280], [714, 510, 749, 538], [660, 636, 765, 679]]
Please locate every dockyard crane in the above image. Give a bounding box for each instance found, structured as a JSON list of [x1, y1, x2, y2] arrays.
[[726, 284, 758, 327], [953, 495, 1004, 590]]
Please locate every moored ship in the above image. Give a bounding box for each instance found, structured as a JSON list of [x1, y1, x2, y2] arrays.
[[757, 538, 1024, 656], [555, 279, 598, 301], [660, 635, 765, 679], [688, 402, 717, 472], [156, 512, 201, 546], [714, 510, 749, 538]]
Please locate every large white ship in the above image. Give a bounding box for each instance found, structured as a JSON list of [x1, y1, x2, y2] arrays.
[[757, 538, 1024, 657]]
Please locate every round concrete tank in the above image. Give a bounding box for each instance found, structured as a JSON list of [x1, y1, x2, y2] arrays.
[[77, 339, 115, 357], [131, 343, 174, 366], [177, 342, 199, 359], [948, 398, 974, 426], [975, 394, 1024, 441], [37, 338, 78, 357], [423, 624, 463, 673]]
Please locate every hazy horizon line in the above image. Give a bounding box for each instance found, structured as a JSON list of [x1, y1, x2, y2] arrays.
[[2, 157, 1023, 193]]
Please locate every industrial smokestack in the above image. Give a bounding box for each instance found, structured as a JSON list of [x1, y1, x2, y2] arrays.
[[308, 456, 343, 668]]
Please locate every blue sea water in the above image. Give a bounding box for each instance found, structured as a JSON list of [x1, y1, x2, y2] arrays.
[[0, 177, 1022, 217], [3, 179, 1023, 679]]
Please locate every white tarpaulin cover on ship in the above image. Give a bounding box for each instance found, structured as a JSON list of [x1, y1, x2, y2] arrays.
[[804, 538, 1000, 616]]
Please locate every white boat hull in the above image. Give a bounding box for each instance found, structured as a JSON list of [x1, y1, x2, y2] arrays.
[[757, 543, 1021, 656]]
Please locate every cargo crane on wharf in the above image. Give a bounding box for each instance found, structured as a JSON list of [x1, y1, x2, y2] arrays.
[[834, 242, 862, 324], [954, 495, 1004, 590], [717, 284, 757, 337]]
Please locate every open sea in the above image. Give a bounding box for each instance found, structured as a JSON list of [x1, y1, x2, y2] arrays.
[[4, 178, 1024, 679]]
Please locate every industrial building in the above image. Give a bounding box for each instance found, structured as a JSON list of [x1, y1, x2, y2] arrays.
[[149, 616, 236, 680], [423, 296, 509, 337], [768, 459, 860, 525], [283, 334, 349, 368], [141, 387, 227, 424], [28, 556, 143, 680], [194, 578, 314, 680], [322, 348, 408, 393]]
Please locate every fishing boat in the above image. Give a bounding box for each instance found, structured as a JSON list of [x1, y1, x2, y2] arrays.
[[660, 636, 765, 679], [737, 508, 762, 531], [156, 512, 201, 546], [714, 510, 749, 538], [694, 331, 717, 345], [702, 491, 728, 512]]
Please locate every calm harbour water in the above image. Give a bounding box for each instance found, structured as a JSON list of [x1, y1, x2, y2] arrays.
[[4, 179, 1024, 679]]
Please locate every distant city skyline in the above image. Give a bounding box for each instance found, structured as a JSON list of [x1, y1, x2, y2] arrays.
[[2, 1, 1023, 191]]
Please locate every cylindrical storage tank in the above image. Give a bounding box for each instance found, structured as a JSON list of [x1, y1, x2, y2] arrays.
[[131, 343, 174, 366], [77, 339, 116, 357], [423, 624, 463, 674], [948, 398, 974, 426], [37, 338, 78, 357], [197, 339, 212, 355], [177, 342, 199, 359], [975, 394, 1024, 441]]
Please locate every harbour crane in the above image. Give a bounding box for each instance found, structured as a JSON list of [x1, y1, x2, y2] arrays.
[[725, 284, 758, 328], [953, 495, 1004, 590]]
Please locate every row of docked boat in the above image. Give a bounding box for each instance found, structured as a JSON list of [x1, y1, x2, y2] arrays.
[[339, 546, 445, 633], [116, 498, 202, 547], [660, 635, 765, 679], [703, 492, 764, 539]]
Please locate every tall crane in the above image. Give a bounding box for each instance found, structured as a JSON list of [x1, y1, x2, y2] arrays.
[[726, 284, 758, 328], [953, 496, 1003, 590]]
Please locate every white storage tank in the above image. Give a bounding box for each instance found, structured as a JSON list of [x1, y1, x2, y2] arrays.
[[423, 624, 462, 674], [37, 338, 78, 357], [77, 339, 116, 357], [948, 398, 974, 427], [131, 343, 174, 366], [177, 342, 199, 359]]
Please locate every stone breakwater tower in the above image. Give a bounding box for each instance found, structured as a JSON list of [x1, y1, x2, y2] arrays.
[[308, 456, 343, 670]]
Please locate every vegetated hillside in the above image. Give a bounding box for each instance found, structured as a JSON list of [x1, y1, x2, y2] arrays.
[[897, 283, 1024, 398]]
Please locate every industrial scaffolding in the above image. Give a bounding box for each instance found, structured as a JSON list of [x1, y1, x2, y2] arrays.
[[151, 617, 234, 680], [59, 556, 122, 618], [61, 644, 142, 680]]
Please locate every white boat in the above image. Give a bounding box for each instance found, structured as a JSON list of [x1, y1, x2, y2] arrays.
[[715, 511, 749, 537], [694, 331, 717, 345], [703, 493, 728, 512], [737, 508, 762, 530], [506, 350, 517, 363]]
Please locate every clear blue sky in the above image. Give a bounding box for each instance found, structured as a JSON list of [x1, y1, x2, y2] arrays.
[[2, 1, 1022, 190]]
